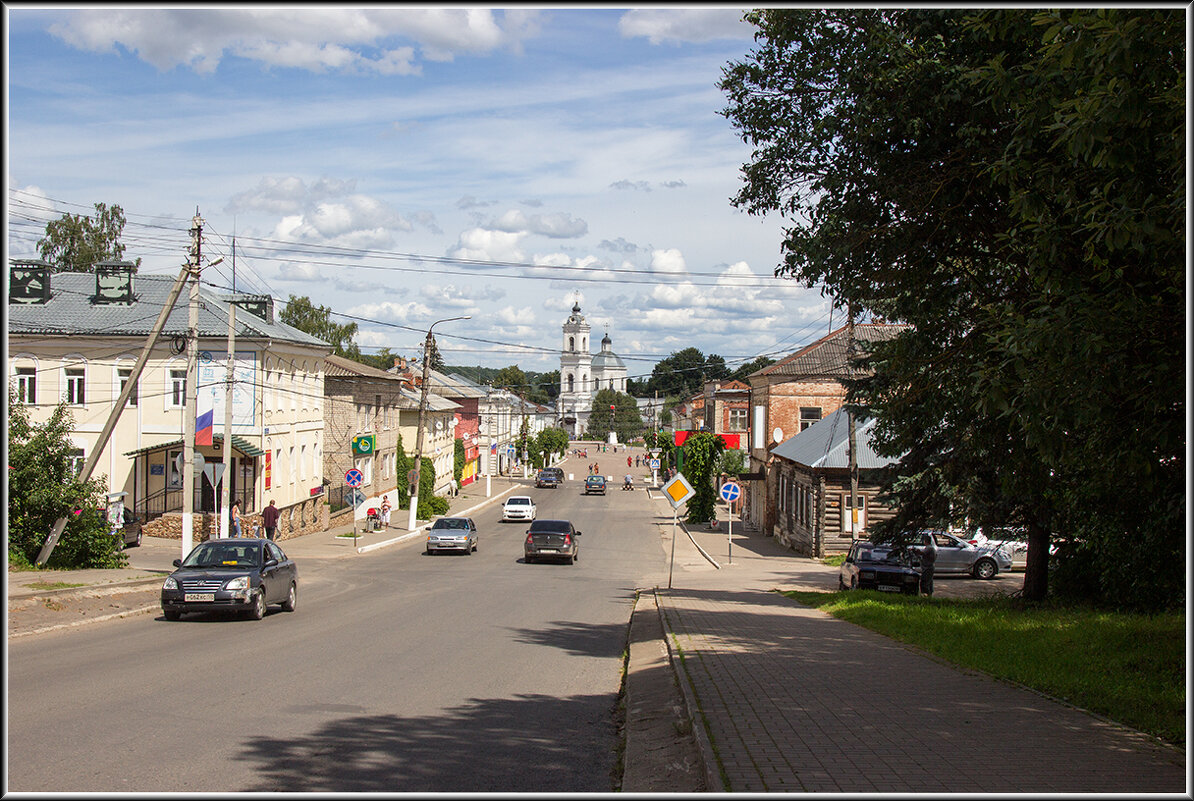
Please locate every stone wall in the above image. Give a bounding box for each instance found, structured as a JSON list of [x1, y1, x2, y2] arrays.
[[143, 497, 330, 542]]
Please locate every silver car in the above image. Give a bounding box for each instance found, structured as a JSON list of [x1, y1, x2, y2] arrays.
[[910, 529, 1012, 579], [425, 517, 478, 555]]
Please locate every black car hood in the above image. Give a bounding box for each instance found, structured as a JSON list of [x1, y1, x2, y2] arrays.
[[170, 567, 257, 580]]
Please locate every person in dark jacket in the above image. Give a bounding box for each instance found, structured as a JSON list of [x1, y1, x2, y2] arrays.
[[262, 499, 281, 541], [918, 532, 938, 596]]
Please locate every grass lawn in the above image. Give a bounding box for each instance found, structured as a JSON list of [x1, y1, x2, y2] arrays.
[[782, 590, 1185, 749]]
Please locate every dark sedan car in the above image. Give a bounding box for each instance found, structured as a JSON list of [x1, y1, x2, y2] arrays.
[[584, 475, 606, 495], [839, 541, 922, 595], [524, 518, 582, 565], [161, 538, 297, 621], [113, 508, 143, 548], [535, 470, 560, 489]]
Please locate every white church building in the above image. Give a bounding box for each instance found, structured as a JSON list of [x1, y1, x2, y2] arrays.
[[558, 300, 627, 439]]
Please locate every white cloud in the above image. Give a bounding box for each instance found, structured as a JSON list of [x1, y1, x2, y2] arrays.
[[648, 248, 687, 275], [257, 189, 410, 249], [46, 8, 546, 74], [347, 299, 434, 323], [610, 179, 651, 192], [488, 209, 588, 239], [495, 305, 536, 326], [449, 228, 527, 264], [618, 9, 752, 45]]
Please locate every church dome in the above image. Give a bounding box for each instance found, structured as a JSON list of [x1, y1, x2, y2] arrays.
[[591, 350, 625, 369]]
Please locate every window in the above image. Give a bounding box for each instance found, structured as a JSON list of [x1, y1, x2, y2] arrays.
[[118, 367, 138, 407], [299, 444, 307, 480], [289, 446, 295, 483], [170, 369, 187, 407], [569, 336, 575, 351], [355, 456, 372, 485], [800, 407, 822, 431], [66, 448, 85, 476], [567, 374, 574, 393], [375, 395, 382, 426], [65, 368, 85, 405], [753, 406, 766, 449], [15, 367, 35, 404], [727, 407, 748, 432], [357, 403, 366, 431]]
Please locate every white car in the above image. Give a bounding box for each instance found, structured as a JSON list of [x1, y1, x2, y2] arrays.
[[502, 495, 537, 522]]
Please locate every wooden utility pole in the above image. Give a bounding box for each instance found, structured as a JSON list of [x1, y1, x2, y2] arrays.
[[219, 298, 236, 538]]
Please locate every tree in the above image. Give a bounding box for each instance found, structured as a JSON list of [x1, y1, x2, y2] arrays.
[[534, 427, 570, 465], [721, 9, 1184, 607], [8, 391, 126, 569], [37, 202, 140, 272], [426, 337, 445, 371], [279, 294, 361, 359], [730, 356, 775, 384], [679, 432, 725, 526], [525, 370, 559, 406], [491, 365, 528, 393], [645, 348, 730, 400], [357, 347, 403, 372], [586, 389, 644, 442]]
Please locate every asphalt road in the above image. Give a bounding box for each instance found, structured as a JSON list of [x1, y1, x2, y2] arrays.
[[7, 477, 671, 793]]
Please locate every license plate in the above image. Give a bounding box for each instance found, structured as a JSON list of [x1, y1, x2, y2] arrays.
[[184, 593, 215, 602], [538, 549, 558, 554], [877, 584, 901, 593]]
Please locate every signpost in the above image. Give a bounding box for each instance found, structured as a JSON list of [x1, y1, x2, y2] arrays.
[[662, 473, 696, 589], [345, 468, 365, 545], [719, 480, 741, 565]]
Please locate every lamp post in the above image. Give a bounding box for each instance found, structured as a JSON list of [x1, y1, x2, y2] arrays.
[[407, 315, 471, 532]]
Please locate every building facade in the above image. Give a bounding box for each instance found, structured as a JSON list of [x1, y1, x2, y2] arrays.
[[557, 301, 627, 438]]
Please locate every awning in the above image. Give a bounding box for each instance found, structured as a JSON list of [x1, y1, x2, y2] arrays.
[[124, 434, 265, 458]]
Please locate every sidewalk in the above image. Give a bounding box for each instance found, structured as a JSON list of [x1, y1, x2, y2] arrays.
[[648, 495, 1187, 793]]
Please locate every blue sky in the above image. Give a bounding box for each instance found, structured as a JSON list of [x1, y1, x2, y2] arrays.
[[6, 6, 832, 379]]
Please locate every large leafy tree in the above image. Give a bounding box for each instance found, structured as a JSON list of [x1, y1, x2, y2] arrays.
[[586, 389, 644, 442], [721, 9, 1184, 607], [679, 432, 726, 526], [37, 202, 140, 272], [730, 356, 775, 384], [492, 365, 528, 393], [645, 348, 730, 400], [279, 294, 361, 359], [8, 392, 125, 569]]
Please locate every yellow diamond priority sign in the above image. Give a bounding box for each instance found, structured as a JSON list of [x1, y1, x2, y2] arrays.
[[662, 473, 696, 509]]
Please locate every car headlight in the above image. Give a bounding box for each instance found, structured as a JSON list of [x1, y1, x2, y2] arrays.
[[163, 577, 178, 590], [225, 576, 248, 591]]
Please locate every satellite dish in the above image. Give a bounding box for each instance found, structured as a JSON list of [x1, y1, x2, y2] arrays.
[[772, 427, 784, 443]]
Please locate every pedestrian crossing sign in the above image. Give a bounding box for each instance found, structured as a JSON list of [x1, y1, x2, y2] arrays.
[[662, 473, 695, 509]]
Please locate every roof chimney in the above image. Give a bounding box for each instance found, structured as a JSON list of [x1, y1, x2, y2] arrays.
[[9, 259, 52, 304], [93, 261, 136, 305]]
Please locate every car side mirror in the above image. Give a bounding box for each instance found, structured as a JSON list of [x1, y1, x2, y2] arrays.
[[172, 559, 182, 567], [845, 555, 854, 564], [263, 558, 278, 569], [574, 530, 582, 536]]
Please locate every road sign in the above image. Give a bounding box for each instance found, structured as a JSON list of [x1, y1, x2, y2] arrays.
[[649, 458, 660, 470], [662, 473, 695, 509], [345, 468, 364, 487], [175, 451, 205, 476], [202, 462, 227, 488], [407, 469, 420, 486], [719, 481, 741, 504]]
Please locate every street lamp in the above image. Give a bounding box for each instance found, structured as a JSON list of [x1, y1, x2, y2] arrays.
[[408, 315, 471, 532]]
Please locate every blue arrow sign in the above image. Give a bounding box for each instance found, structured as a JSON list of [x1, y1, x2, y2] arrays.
[[719, 481, 741, 503]]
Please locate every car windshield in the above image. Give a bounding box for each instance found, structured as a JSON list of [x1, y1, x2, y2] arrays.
[[588, 476, 604, 483], [529, 520, 570, 534], [182, 543, 260, 569], [432, 518, 468, 530]]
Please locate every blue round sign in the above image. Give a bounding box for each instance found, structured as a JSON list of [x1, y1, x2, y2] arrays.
[[345, 468, 365, 488], [719, 481, 741, 503]]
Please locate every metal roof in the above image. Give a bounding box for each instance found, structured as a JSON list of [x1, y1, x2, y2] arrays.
[[7, 271, 331, 350], [770, 407, 902, 470], [751, 323, 909, 379], [123, 434, 265, 458]]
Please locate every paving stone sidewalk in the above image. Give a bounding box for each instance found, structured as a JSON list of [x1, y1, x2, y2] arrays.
[[652, 523, 1186, 794]]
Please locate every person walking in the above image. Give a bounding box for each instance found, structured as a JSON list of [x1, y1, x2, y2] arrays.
[[627, 455, 633, 468], [919, 532, 938, 596], [262, 499, 280, 541], [230, 499, 242, 538], [380, 495, 392, 529]]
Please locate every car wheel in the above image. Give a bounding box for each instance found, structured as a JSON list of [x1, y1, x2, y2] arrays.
[[250, 590, 266, 620], [463, 544, 472, 556], [132, 529, 142, 548], [838, 575, 847, 591], [281, 582, 297, 612], [566, 554, 574, 565], [973, 558, 997, 580], [163, 609, 181, 621]]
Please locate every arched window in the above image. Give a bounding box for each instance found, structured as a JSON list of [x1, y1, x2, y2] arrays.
[[569, 336, 575, 352], [567, 373, 574, 393]]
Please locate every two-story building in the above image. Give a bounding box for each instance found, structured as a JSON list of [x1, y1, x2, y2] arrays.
[[8, 259, 332, 541]]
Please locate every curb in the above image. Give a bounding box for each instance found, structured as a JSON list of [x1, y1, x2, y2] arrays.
[[9, 603, 160, 639], [652, 586, 723, 793], [8, 574, 169, 602], [355, 485, 518, 553]]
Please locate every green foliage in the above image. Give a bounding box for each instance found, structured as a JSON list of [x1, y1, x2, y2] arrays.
[[679, 432, 725, 525], [415, 458, 438, 520], [535, 427, 570, 462], [37, 202, 140, 272], [714, 447, 746, 479], [643, 348, 729, 400], [279, 294, 361, 359], [729, 356, 775, 384], [785, 590, 1185, 748], [356, 347, 404, 372], [453, 438, 465, 484], [425, 495, 450, 517], [585, 389, 645, 442], [7, 392, 127, 569], [721, 9, 1184, 608], [492, 365, 528, 393]]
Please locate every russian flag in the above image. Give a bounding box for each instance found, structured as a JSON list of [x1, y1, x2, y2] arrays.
[[196, 386, 215, 446]]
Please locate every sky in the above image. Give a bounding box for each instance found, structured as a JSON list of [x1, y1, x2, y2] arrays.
[[5, 6, 836, 383]]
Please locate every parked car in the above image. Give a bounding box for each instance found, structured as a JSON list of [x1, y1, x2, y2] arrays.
[[160, 538, 297, 621], [972, 526, 1029, 571], [893, 529, 1012, 579], [524, 518, 582, 565], [584, 475, 607, 495], [502, 495, 537, 522], [839, 541, 922, 594], [425, 516, 478, 555], [542, 467, 565, 484], [535, 470, 560, 489], [114, 508, 143, 548]]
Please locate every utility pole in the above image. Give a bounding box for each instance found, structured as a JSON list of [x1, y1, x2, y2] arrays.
[[182, 211, 204, 561], [219, 297, 236, 538], [407, 316, 470, 532], [846, 303, 860, 540]]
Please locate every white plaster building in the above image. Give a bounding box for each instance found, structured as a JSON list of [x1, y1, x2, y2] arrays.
[[557, 301, 627, 438]]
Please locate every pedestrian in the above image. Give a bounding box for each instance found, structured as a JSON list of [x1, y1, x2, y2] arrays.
[[262, 499, 280, 541], [380, 495, 392, 528], [230, 499, 242, 538], [627, 455, 633, 468], [919, 532, 938, 596], [451, 478, 459, 497]]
